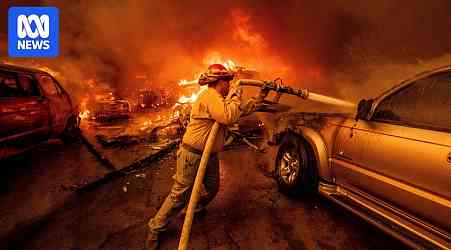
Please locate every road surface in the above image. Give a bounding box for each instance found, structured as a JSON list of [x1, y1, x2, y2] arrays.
[[0, 140, 408, 250]]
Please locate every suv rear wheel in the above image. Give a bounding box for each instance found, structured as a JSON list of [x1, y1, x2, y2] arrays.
[[275, 133, 318, 196]]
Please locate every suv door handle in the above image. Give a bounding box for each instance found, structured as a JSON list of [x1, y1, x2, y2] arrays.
[[448, 153, 451, 163]]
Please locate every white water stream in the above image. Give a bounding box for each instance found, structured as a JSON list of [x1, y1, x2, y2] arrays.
[[308, 92, 356, 109]]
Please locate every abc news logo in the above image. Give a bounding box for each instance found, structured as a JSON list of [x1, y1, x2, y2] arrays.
[[17, 14, 50, 49], [8, 7, 59, 57]]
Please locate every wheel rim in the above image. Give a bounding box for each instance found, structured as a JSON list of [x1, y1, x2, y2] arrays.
[[279, 149, 301, 185]]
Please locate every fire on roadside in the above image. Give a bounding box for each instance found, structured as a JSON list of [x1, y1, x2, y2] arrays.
[[79, 110, 91, 120], [78, 99, 90, 120], [177, 92, 201, 104]]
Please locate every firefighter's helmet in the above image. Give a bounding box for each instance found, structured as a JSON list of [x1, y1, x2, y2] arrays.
[[198, 64, 234, 86]]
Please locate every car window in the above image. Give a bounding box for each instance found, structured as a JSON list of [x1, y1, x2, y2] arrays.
[[18, 74, 40, 96], [373, 71, 451, 132], [0, 71, 23, 97], [37, 74, 59, 96]]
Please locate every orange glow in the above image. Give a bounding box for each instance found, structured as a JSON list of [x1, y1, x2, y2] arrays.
[[192, 9, 295, 84], [2, 6, 327, 110], [231, 9, 267, 51], [176, 58, 242, 104]]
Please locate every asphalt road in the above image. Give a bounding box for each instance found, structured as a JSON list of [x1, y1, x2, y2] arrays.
[[0, 140, 408, 250]]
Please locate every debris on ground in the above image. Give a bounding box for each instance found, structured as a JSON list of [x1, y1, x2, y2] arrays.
[[135, 173, 146, 178], [91, 108, 185, 149], [74, 138, 179, 193], [96, 134, 141, 148]]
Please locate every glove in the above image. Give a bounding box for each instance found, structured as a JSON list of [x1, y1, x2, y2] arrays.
[[256, 84, 270, 103], [229, 81, 243, 98], [256, 80, 285, 103], [240, 98, 257, 116]]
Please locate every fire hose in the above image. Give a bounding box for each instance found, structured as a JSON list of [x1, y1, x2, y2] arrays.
[[178, 79, 309, 250]]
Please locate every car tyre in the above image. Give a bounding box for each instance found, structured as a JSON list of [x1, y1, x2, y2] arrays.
[[275, 132, 318, 196], [61, 116, 80, 143]]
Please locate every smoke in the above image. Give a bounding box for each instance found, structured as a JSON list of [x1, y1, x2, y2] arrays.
[[1, 0, 451, 104]]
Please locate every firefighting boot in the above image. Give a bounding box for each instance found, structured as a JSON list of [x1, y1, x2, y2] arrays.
[[146, 231, 159, 250]]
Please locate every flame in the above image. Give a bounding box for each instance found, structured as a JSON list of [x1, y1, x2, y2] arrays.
[[202, 53, 239, 71], [223, 60, 237, 71], [78, 97, 91, 120], [79, 110, 91, 120], [177, 86, 207, 104], [177, 58, 243, 104], [178, 79, 198, 87], [139, 119, 153, 131], [178, 93, 198, 104]]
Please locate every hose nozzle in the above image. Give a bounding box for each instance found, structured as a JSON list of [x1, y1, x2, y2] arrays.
[[236, 79, 309, 100]]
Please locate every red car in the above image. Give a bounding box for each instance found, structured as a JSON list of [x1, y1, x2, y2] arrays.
[[0, 64, 79, 160]]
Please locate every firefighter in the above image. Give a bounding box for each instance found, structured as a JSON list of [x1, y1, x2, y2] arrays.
[[146, 64, 268, 249]]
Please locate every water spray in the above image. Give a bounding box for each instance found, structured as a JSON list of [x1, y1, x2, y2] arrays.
[[235, 79, 355, 109]]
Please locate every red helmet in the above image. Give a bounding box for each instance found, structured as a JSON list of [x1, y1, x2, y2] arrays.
[[198, 64, 234, 86]]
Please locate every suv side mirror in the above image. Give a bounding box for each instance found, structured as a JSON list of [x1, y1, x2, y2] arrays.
[[356, 99, 373, 121]]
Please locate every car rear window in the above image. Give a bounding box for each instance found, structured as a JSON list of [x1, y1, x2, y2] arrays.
[[36, 74, 59, 96], [18, 74, 40, 96]]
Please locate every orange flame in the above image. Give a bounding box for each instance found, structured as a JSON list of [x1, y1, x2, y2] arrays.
[[177, 86, 207, 104], [177, 58, 240, 104], [78, 98, 90, 120], [79, 110, 91, 120]]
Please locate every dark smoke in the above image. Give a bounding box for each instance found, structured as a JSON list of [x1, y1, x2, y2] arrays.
[[1, 0, 451, 103]]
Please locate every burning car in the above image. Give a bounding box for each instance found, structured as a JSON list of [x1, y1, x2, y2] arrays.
[[84, 87, 131, 122], [133, 88, 173, 111], [0, 63, 79, 160], [269, 66, 451, 249]]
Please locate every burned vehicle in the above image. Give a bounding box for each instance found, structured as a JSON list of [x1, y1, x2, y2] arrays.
[[137, 89, 160, 109], [85, 87, 130, 121], [0, 63, 79, 160], [270, 67, 451, 249], [133, 88, 172, 111]]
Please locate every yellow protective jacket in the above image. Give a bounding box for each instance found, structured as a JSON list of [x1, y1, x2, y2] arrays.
[[182, 87, 255, 153]]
